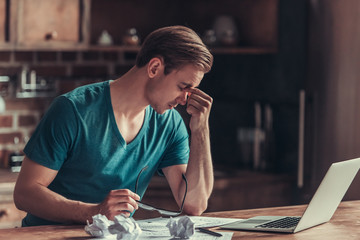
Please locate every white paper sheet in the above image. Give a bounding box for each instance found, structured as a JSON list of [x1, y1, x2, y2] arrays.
[[137, 216, 242, 230], [140, 230, 233, 239], [136, 216, 241, 239], [86, 216, 240, 239], [87, 231, 233, 240]]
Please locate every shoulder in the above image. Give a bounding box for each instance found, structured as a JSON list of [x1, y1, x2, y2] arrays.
[[59, 81, 110, 114], [62, 81, 109, 103], [41, 81, 109, 123]]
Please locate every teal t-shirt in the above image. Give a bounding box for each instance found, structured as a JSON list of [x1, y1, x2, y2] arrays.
[[22, 80, 189, 226]]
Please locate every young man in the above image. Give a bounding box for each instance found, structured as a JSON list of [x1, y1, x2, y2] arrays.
[[14, 25, 214, 227]]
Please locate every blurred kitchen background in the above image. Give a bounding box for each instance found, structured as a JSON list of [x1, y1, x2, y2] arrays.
[[1, 0, 360, 228]]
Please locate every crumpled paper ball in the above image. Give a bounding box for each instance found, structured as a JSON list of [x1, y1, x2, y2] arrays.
[[166, 216, 195, 239], [109, 214, 142, 240], [84, 214, 142, 240], [85, 214, 113, 237]]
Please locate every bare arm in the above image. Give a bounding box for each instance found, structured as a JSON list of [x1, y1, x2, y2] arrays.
[[14, 157, 140, 224], [163, 88, 214, 216]]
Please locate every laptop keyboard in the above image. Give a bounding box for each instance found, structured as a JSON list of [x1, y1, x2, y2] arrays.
[[255, 217, 301, 229]]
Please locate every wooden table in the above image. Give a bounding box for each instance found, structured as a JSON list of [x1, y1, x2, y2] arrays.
[[1, 200, 359, 239]]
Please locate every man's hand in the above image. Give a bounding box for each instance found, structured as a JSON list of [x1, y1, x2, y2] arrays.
[[186, 88, 213, 132], [97, 189, 140, 220]]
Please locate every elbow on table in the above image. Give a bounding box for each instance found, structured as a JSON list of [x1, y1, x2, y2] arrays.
[[183, 199, 208, 216], [13, 186, 27, 212]]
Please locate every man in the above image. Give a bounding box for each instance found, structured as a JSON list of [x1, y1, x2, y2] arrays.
[[14, 25, 214, 227]]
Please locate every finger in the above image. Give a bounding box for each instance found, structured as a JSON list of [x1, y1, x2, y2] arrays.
[[117, 210, 131, 218], [106, 191, 139, 210], [107, 202, 136, 220], [188, 93, 211, 106], [186, 88, 213, 102], [108, 210, 131, 220], [109, 189, 140, 200], [116, 195, 139, 210], [100, 195, 138, 211], [187, 94, 212, 111], [99, 201, 137, 220], [187, 101, 206, 114], [115, 202, 136, 213]]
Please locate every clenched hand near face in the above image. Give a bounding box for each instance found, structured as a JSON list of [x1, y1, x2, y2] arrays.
[[185, 88, 213, 133]]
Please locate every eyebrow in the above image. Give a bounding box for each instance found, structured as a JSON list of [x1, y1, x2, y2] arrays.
[[180, 82, 199, 88]]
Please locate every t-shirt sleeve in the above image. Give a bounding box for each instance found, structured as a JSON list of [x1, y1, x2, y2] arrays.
[[157, 110, 190, 170], [23, 96, 78, 170]]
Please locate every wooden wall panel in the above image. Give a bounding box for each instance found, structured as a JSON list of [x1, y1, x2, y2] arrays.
[[307, 0, 360, 198], [0, 0, 5, 43]]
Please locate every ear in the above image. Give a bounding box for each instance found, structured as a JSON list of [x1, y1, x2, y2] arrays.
[[147, 57, 164, 78]]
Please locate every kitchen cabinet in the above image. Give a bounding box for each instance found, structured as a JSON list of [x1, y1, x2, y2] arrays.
[[8, 0, 90, 49], [3, 0, 278, 53], [90, 0, 278, 54]]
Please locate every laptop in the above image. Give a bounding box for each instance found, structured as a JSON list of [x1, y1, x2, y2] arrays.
[[220, 158, 360, 233]]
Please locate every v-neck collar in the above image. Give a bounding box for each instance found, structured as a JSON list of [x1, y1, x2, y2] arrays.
[[105, 80, 149, 150]]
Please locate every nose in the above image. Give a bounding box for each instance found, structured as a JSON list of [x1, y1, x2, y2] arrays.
[[176, 91, 188, 105]]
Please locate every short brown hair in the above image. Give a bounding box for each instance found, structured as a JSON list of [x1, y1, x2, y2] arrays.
[[136, 26, 213, 74]]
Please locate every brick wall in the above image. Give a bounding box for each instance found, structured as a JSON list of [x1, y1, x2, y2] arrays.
[[0, 98, 50, 167], [0, 49, 136, 79], [0, 48, 135, 167]]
